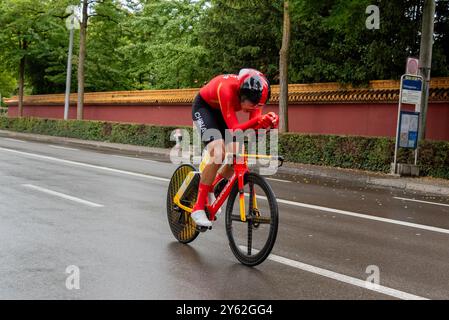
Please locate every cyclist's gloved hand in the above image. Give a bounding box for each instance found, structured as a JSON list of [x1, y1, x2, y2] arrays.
[[258, 113, 275, 129], [269, 112, 279, 129]]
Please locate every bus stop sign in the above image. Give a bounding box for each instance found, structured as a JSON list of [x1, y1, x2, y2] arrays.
[[401, 79, 423, 111], [398, 111, 420, 149]]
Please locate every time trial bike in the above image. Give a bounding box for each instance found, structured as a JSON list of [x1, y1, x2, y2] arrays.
[[167, 150, 283, 266]]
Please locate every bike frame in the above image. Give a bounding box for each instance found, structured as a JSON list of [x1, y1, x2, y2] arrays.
[[172, 153, 251, 221], [174, 152, 282, 223], [207, 154, 250, 222], [208, 153, 283, 222]]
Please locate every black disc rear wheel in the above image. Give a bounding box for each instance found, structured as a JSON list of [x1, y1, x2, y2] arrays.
[[166, 164, 199, 243]]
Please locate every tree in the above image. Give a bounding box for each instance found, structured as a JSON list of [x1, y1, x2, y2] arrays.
[[121, 0, 210, 89], [199, 0, 282, 83], [77, 0, 88, 119], [0, 0, 74, 115], [0, 0, 44, 116], [84, 0, 142, 91], [288, 0, 449, 84], [26, 1, 76, 95], [0, 60, 16, 100], [2, 0, 448, 101], [76, 0, 139, 118], [279, 0, 291, 133]]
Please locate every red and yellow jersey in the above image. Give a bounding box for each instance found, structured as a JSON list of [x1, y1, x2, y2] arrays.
[[199, 74, 261, 131]]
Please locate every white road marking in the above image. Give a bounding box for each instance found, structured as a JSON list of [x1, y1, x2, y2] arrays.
[[22, 184, 104, 208], [48, 145, 79, 151], [0, 146, 169, 182], [111, 155, 159, 163], [266, 178, 292, 183], [394, 196, 449, 208], [249, 194, 449, 235], [3, 138, 26, 143], [240, 246, 428, 300], [0, 145, 437, 300], [2, 146, 448, 235]]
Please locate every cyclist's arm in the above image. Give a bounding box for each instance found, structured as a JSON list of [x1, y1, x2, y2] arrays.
[[217, 83, 260, 131], [249, 108, 262, 120]]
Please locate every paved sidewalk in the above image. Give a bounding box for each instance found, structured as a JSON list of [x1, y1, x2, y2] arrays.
[[1, 129, 448, 197], [277, 161, 449, 197]]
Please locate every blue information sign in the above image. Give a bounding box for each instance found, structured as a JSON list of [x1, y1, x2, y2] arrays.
[[401, 79, 423, 109], [397, 111, 420, 149], [402, 79, 422, 91]]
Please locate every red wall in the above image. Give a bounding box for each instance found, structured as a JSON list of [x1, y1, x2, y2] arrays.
[[7, 102, 449, 141]]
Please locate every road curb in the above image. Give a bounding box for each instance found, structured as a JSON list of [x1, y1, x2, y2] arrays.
[[1, 129, 448, 197], [0, 129, 171, 160]]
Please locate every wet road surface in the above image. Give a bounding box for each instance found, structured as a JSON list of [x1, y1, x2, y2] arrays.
[[1, 137, 448, 299]]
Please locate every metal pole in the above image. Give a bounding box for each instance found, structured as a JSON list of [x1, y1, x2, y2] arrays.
[[418, 0, 436, 141], [64, 24, 74, 120], [393, 75, 405, 175]]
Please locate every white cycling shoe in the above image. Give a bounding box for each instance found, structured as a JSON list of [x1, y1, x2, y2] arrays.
[[208, 193, 222, 219], [191, 210, 212, 228]]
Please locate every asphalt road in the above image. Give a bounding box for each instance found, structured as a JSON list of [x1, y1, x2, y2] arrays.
[[1, 137, 449, 300]]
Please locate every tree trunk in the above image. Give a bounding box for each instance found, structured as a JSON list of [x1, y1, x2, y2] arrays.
[[279, 0, 291, 133], [418, 0, 435, 141], [77, 0, 89, 120], [18, 56, 25, 118], [18, 40, 27, 118]]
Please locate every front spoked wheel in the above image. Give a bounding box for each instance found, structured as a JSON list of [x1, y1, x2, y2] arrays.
[[225, 173, 279, 266]]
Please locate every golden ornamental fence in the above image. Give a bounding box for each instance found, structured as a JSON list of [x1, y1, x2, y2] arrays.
[[5, 78, 449, 106]]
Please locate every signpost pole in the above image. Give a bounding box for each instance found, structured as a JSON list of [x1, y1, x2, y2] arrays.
[[414, 148, 418, 166], [64, 6, 80, 121], [64, 25, 74, 120], [393, 74, 423, 175], [393, 75, 405, 175]]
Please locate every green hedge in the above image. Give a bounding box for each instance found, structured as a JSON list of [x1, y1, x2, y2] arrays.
[[0, 116, 181, 149], [1, 116, 448, 179], [279, 133, 449, 179]]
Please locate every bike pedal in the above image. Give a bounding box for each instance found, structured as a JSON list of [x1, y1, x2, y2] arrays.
[[196, 226, 211, 232]]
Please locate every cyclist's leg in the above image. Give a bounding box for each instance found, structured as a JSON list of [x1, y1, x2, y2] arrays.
[[218, 139, 243, 179], [214, 165, 233, 187], [213, 142, 236, 183], [200, 139, 226, 186], [191, 95, 226, 226], [212, 114, 236, 184], [191, 139, 225, 226]]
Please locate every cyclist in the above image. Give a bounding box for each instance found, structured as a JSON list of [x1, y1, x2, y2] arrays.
[[191, 68, 279, 227]]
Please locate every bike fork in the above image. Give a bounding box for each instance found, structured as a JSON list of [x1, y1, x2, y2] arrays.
[[238, 172, 246, 222]]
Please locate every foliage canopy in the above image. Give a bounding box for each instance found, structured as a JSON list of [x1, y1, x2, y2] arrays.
[[0, 0, 447, 95]]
